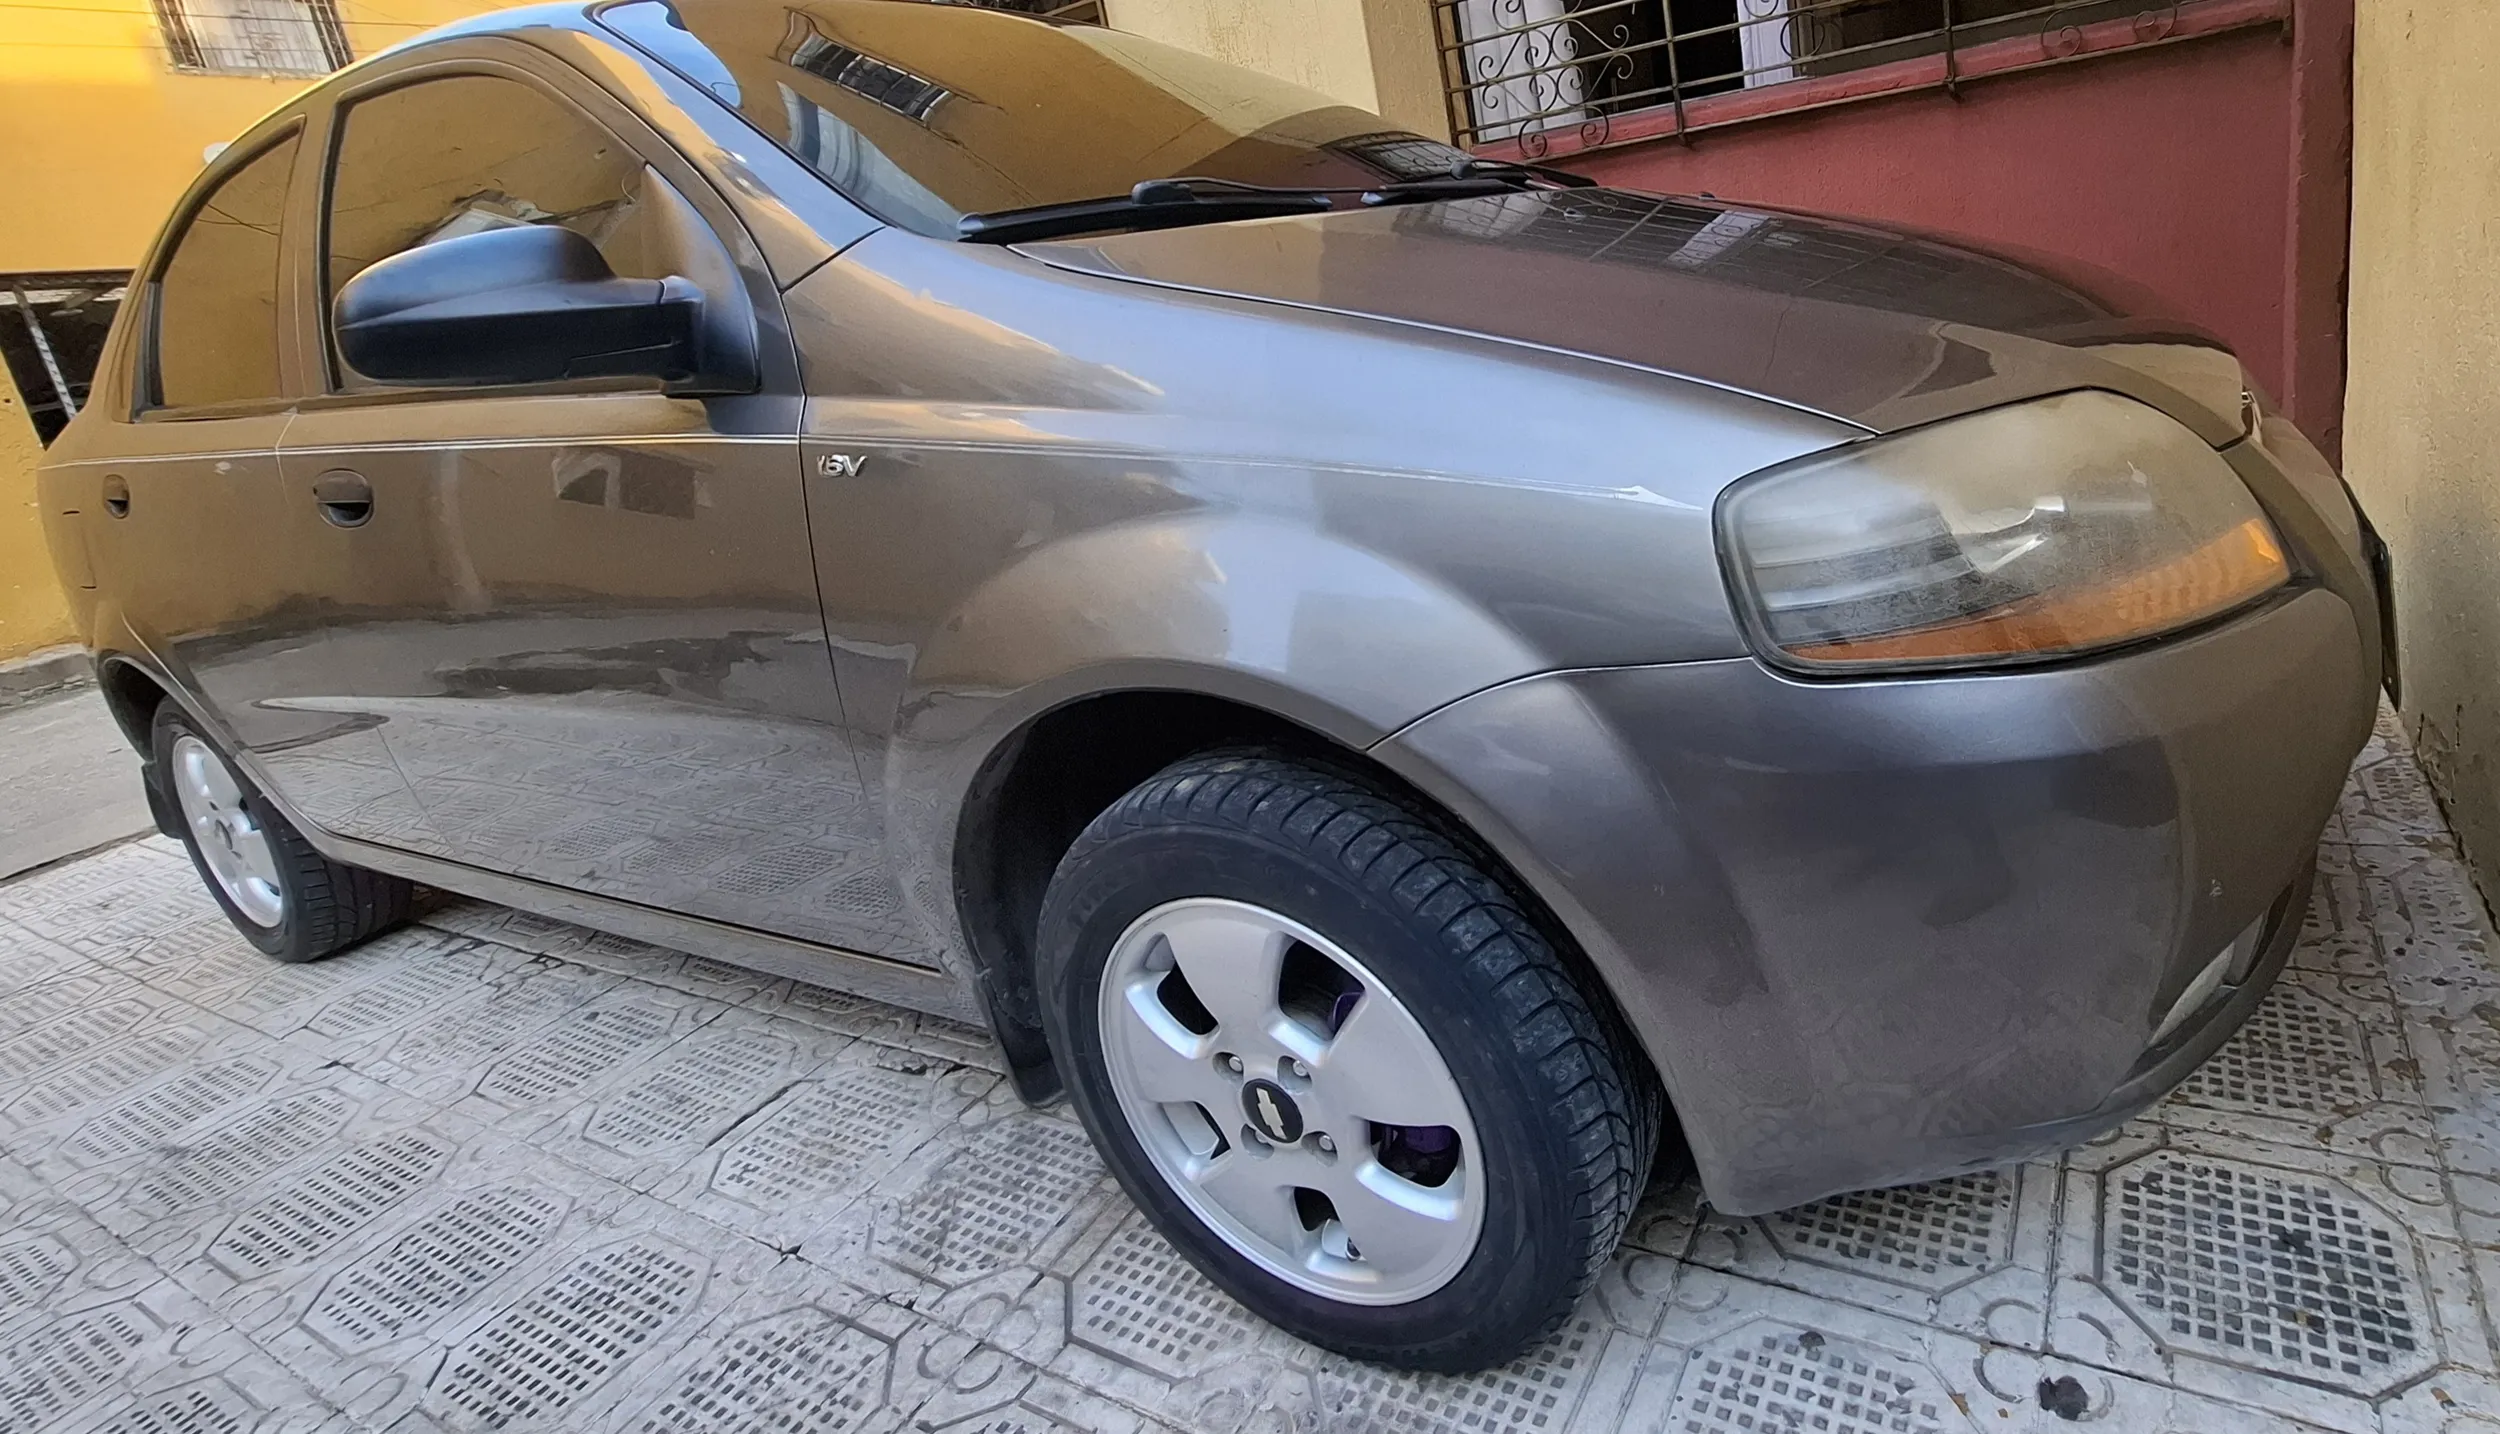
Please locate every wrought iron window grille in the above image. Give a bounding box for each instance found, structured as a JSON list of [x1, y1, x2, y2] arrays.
[[152, 0, 353, 76], [1432, 0, 2226, 156]]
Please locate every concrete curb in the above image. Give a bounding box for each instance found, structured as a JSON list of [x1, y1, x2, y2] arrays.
[[0, 643, 91, 709]]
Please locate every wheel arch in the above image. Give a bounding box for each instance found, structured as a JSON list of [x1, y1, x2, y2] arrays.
[[95, 653, 171, 754], [93, 653, 192, 841], [947, 681, 1669, 1145]]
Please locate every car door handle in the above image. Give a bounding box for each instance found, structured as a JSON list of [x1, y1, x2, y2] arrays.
[[313, 470, 373, 528], [102, 474, 129, 518]]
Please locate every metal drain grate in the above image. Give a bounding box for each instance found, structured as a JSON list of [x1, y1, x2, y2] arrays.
[[309, 956, 484, 1038], [91, 1381, 254, 1434], [1071, 1219, 1260, 1377], [435, 1239, 704, 1424], [587, 1029, 788, 1156], [126, 1090, 351, 1217], [2107, 1154, 2425, 1384], [208, 1131, 455, 1279], [632, 1306, 890, 1432], [64, 1056, 278, 1164], [477, 1002, 675, 1107], [1325, 1316, 1598, 1431], [709, 1071, 928, 1208], [304, 1186, 566, 1350], [1667, 1326, 1948, 1434], [10, 1027, 208, 1124], [878, 1119, 1100, 1284], [0, 1304, 153, 1426], [2171, 988, 2375, 1115], [0, 1000, 151, 1077], [1765, 1174, 2014, 1286], [0, 1233, 74, 1308]]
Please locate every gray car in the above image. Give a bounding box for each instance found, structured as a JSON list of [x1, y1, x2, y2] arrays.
[[34, 0, 2383, 1371]]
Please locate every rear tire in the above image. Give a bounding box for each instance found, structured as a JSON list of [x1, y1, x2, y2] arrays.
[[153, 701, 413, 963], [1038, 749, 1658, 1371]]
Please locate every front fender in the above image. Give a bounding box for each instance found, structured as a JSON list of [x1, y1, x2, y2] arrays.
[[888, 513, 1550, 894], [901, 514, 1546, 757]]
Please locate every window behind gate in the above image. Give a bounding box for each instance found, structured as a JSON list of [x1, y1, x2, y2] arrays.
[[153, 0, 352, 77]]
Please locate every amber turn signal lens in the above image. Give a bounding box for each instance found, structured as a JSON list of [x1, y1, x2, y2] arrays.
[[1785, 517, 2288, 664]]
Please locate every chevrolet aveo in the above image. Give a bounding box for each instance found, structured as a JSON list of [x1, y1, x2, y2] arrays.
[[36, 0, 2385, 1371]]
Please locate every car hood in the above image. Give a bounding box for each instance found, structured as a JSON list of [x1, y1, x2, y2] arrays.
[[1019, 189, 2250, 445]]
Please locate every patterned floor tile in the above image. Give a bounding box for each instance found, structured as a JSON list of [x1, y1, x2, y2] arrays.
[[0, 711, 2494, 1434]]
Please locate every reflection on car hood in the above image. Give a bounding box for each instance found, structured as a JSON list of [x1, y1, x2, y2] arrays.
[[1021, 189, 2248, 442]]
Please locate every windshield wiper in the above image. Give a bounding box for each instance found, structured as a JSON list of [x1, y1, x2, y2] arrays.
[[958, 179, 1333, 244], [1447, 156, 1599, 189], [958, 163, 1597, 245]]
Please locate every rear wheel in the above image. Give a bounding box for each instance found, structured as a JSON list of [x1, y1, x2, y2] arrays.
[[154, 702, 413, 963], [1038, 750, 1658, 1371]]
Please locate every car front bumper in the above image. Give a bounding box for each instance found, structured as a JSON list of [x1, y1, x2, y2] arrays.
[[1377, 585, 2371, 1214]]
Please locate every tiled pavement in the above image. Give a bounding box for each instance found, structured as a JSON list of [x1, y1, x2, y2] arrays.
[[2, 709, 2497, 1433]]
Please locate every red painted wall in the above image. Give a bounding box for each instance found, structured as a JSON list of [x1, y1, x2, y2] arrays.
[[1556, 24, 2346, 451]]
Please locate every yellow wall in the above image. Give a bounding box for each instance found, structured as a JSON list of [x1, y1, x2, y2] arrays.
[[1, 385, 73, 660], [0, 0, 500, 661], [2343, 2, 2500, 888], [1103, 0, 1452, 140], [0, 1, 498, 274]]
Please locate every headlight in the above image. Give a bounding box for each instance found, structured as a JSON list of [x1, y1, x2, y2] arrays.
[[1718, 390, 2290, 672]]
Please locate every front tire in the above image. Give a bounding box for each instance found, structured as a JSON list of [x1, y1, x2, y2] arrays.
[[153, 702, 412, 963], [1037, 750, 1658, 1371]]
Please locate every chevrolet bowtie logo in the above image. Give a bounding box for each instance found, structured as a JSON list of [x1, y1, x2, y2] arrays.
[[1241, 1077, 1303, 1144]]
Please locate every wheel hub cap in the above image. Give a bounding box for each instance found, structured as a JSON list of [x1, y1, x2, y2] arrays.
[[1098, 898, 1485, 1305], [169, 733, 286, 928], [1240, 1079, 1302, 1144]]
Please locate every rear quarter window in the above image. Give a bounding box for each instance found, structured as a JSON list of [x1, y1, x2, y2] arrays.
[[153, 131, 300, 410]]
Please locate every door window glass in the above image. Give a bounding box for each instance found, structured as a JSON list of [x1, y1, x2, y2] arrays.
[[154, 131, 299, 409], [323, 74, 650, 328]]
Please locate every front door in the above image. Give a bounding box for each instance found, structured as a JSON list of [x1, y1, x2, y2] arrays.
[[277, 58, 886, 953]]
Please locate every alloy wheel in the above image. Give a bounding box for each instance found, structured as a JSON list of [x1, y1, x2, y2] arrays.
[[1097, 897, 1484, 1304], [170, 733, 286, 928]]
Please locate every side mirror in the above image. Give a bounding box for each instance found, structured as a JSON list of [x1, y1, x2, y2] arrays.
[[334, 225, 701, 387]]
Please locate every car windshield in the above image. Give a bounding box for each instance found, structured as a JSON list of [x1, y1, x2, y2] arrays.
[[598, 0, 1474, 238]]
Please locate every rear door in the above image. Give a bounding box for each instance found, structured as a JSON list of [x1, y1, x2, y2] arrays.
[[73, 122, 424, 840], [275, 49, 889, 951]]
